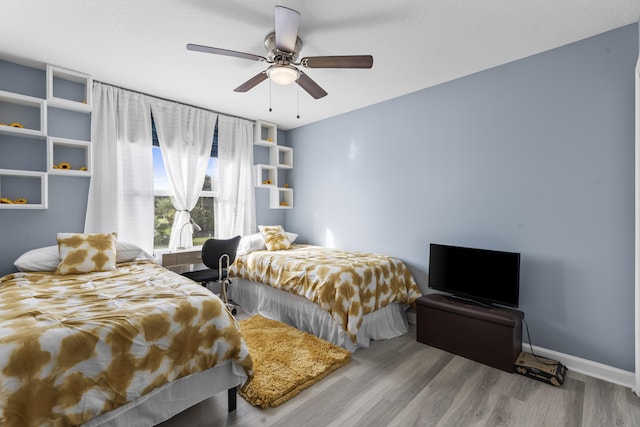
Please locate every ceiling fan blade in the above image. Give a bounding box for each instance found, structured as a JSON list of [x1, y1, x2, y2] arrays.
[[187, 43, 266, 62], [233, 71, 268, 92], [297, 72, 328, 99], [301, 55, 374, 69], [274, 6, 300, 53]]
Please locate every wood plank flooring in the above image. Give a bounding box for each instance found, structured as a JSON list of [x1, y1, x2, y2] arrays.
[[159, 323, 640, 427]]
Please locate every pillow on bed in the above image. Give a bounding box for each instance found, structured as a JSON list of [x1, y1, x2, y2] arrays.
[[258, 225, 292, 251], [55, 232, 118, 275], [115, 241, 156, 263], [237, 233, 267, 255], [237, 231, 299, 255], [13, 245, 60, 272], [14, 240, 155, 272]]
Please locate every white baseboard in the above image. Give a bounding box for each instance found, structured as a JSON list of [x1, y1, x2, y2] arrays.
[[526, 344, 635, 389]]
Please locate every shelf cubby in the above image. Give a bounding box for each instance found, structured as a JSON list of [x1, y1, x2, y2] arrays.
[[255, 164, 277, 188], [0, 169, 47, 209], [254, 120, 277, 146], [270, 145, 293, 169], [270, 187, 293, 209], [46, 64, 92, 113], [0, 90, 46, 137], [47, 137, 91, 176]]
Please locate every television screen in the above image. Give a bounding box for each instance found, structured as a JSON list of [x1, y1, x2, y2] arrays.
[[428, 243, 520, 307]]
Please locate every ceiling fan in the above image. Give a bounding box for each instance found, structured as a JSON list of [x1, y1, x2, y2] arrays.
[[187, 5, 373, 99]]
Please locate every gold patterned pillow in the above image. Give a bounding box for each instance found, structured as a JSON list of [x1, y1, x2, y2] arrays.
[[258, 225, 292, 251], [55, 232, 117, 275]]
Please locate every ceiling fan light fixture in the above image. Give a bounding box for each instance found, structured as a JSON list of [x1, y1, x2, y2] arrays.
[[267, 64, 300, 85]]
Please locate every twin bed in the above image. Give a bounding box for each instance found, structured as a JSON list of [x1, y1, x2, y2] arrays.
[[229, 227, 422, 352], [2, 235, 252, 426], [2, 227, 421, 425]]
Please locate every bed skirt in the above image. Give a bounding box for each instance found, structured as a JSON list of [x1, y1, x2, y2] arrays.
[[82, 361, 245, 426], [229, 278, 410, 352]]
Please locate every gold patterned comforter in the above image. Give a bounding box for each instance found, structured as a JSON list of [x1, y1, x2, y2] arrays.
[[0, 261, 252, 427], [229, 244, 422, 343]]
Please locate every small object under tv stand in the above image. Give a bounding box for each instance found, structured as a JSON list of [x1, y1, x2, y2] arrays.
[[416, 294, 524, 372]]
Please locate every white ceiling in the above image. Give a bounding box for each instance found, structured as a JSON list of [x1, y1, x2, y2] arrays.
[[1, 1, 638, 130]]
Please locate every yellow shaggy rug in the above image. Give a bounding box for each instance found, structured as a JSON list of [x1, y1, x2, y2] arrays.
[[238, 315, 351, 408]]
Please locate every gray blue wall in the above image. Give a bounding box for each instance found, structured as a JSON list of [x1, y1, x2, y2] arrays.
[[285, 24, 637, 371]]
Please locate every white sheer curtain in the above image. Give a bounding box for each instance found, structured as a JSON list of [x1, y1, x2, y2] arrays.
[[151, 101, 217, 250], [85, 83, 154, 252], [216, 115, 256, 238]]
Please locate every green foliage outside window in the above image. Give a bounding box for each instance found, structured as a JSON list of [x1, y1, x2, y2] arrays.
[[154, 197, 174, 248], [154, 191, 214, 248]]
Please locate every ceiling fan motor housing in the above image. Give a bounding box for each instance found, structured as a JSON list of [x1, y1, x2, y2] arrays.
[[264, 32, 302, 63]]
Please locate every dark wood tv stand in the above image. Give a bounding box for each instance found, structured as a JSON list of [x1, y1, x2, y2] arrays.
[[416, 294, 524, 372]]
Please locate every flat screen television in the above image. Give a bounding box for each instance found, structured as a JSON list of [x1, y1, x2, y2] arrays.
[[428, 243, 521, 308]]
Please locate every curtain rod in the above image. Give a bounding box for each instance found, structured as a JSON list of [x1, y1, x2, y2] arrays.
[[94, 80, 255, 124]]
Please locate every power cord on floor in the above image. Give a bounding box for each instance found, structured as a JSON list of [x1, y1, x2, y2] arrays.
[[523, 319, 560, 366]]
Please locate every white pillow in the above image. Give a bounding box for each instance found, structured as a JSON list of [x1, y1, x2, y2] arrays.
[[14, 241, 156, 272], [237, 231, 298, 255], [115, 241, 156, 263], [237, 233, 266, 255], [14, 245, 59, 272]]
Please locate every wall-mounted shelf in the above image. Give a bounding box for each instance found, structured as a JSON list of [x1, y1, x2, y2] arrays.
[[253, 120, 294, 209], [255, 164, 277, 188], [270, 187, 293, 209], [0, 60, 92, 209], [0, 169, 47, 209], [46, 65, 92, 113], [270, 145, 293, 169], [254, 120, 277, 146], [0, 90, 46, 137], [47, 137, 91, 176]]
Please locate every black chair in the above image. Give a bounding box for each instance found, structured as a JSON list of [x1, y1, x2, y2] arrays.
[[182, 236, 241, 313]]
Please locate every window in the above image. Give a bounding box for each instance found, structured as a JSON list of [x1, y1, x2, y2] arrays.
[[152, 116, 218, 248]]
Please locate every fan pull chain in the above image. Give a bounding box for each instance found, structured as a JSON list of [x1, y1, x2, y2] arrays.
[[269, 79, 272, 112], [296, 84, 300, 119]]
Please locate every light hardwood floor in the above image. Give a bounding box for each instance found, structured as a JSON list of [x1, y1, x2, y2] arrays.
[[160, 323, 640, 427]]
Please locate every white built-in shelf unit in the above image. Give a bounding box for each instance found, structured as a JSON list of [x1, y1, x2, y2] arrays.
[[0, 60, 92, 209], [253, 120, 293, 209]]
